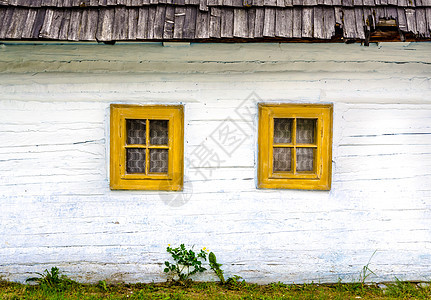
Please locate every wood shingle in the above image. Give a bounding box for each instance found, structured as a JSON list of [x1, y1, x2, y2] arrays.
[[1, 0, 431, 41]]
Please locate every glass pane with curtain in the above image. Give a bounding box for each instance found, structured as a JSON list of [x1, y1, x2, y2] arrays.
[[127, 119, 146, 145], [149, 149, 169, 173], [273, 118, 292, 144], [296, 119, 316, 144], [273, 147, 291, 172], [150, 120, 169, 145], [296, 148, 314, 172], [126, 148, 146, 173]]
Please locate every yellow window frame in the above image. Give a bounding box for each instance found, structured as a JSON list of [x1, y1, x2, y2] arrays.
[[258, 103, 333, 190], [110, 104, 184, 191]]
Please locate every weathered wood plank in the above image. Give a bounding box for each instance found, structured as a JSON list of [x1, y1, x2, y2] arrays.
[[374, 7, 385, 21], [153, 5, 166, 39], [405, 8, 417, 33], [209, 7, 221, 38], [313, 6, 324, 39], [136, 7, 149, 39], [208, 0, 219, 5], [78, 9, 90, 40], [183, 6, 197, 39], [173, 6, 186, 39], [386, 6, 397, 19], [83, 9, 99, 40], [199, 0, 208, 12], [362, 6, 373, 29], [264, 0, 277, 6], [292, 7, 302, 37], [253, 8, 264, 37], [127, 8, 138, 40], [303, 0, 317, 5], [67, 9, 82, 41], [47, 9, 64, 40], [195, 10, 210, 39], [146, 6, 156, 38], [21, 8, 38, 38], [112, 6, 128, 40], [41, 0, 53, 6], [233, 8, 248, 37], [220, 7, 234, 37], [58, 10, 71, 40], [231, 0, 243, 7], [301, 7, 313, 38], [247, 8, 256, 38], [342, 8, 357, 38], [275, 8, 292, 37], [96, 7, 113, 41], [415, 8, 429, 37], [0, 8, 10, 39], [323, 7, 335, 39], [262, 7, 275, 36], [397, 7, 408, 31], [39, 8, 54, 38], [163, 6, 175, 39], [427, 8, 431, 33], [5, 8, 28, 39], [354, 7, 365, 39], [31, 8, 46, 38]]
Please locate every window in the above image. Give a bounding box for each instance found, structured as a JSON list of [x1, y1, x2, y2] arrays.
[[258, 103, 333, 190], [110, 104, 184, 191]]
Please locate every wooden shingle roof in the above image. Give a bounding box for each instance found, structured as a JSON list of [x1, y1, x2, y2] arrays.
[[0, 0, 430, 42]]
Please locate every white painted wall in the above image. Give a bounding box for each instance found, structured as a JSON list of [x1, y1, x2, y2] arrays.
[[0, 42, 430, 284]]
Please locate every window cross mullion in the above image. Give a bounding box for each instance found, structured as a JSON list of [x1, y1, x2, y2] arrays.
[[145, 119, 150, 175], [292, 118, 297, 175]]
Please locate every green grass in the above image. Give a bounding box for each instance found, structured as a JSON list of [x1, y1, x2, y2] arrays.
[[1, 279, 430, 300]]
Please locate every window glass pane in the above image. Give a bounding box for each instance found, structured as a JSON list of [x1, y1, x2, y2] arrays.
[[149, 149, 168, 173], [127, 119, 146, 145], [126, 148, 146, 173], [296, 119, 316, 144], [274, 118, 292, 144], [150, 120, 169, 145], [273, 147, 291, 172], [296, 148, 314, 172]]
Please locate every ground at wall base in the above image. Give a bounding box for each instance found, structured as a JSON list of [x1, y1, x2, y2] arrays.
[[1, 279, 431, 299]]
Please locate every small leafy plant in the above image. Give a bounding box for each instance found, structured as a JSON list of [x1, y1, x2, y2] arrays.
[[225, 275, 244, 290], [208, 252, 225, 284], [26, 267, 76, 291], [164, 244, 208, 283]]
